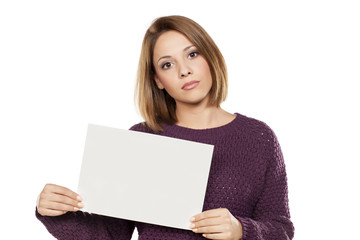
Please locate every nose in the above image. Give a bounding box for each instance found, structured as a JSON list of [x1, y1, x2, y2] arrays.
[[179, 62, 192, 78], [180, 71, 192, 78]]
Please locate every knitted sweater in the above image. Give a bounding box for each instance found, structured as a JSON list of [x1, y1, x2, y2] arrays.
[[36, 113, 294, 239]]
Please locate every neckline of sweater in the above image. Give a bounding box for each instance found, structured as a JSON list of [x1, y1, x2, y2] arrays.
[[162, 112, 242, 139]]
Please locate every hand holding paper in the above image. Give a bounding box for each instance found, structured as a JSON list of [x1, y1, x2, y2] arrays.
[[37, 183, 84, 217]]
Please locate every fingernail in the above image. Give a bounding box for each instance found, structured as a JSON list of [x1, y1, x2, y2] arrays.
[[190, 217, 195, 222], [189, 223, 195, 228], [77, 195, 82, 201], [74, 207, 79, 211], [78, 202, 84, 208]]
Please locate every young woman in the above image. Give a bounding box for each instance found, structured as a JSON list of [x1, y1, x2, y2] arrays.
[[36, 15, 294, 239]]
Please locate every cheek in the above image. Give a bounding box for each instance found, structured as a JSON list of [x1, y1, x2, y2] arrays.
[[156, 72, 169, 86], [197, 58, 212, 77], [156, 69, 178, 86], [156, 73, 176, 92]]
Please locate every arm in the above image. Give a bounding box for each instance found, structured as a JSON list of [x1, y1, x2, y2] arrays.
[[235, 126, 294, 240], [36, 208, 135, 240], [185, 123, 294, 240], [36, 184, 135, 240]]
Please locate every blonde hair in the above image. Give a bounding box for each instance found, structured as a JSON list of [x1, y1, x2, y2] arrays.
[[135, 15, 228, 132]]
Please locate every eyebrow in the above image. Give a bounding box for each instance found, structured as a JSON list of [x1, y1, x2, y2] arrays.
[[157, 45, 195, 63]]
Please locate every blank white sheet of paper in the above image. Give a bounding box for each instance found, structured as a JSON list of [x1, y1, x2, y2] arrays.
[[77, 124, 214, 230]]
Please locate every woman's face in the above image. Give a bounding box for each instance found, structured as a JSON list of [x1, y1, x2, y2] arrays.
[[152, 30, 212, 106]]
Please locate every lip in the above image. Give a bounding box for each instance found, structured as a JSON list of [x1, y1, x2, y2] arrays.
[[182, 81, 200, 90]]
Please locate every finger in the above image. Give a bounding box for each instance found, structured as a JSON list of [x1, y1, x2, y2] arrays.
[[192, 224, 224, 234], [41, 200, 80, 212], [38, 192, 83, 210], [46, 192, 83, 208], [44, 184, 82, 201], [190, 208, 225, 222], [190, 217, 222, 229], [44, 183, 81, 200]]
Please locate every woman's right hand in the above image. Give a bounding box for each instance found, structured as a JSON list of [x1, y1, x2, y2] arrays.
[[37, 183, 84, 217]]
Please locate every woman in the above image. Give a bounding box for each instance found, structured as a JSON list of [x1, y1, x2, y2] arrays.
[[36, 15, 294, 239]]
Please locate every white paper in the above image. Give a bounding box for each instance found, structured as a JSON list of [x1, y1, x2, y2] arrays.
[[77, 124, 214, 230]]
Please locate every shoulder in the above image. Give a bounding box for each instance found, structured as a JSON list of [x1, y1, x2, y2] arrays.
[[235, 113, 284, 165], [235, 113, 274, 134], [234, 113, 279, 144], [129, 122, 154, 134], [128, 122, 150, 132]]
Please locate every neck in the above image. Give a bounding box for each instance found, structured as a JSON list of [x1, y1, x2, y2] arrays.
[[175, 100, 231, 129]]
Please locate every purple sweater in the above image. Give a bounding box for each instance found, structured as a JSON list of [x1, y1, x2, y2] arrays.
[[36, 113, 294, 239]]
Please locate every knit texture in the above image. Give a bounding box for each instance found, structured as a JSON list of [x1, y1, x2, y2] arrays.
[[36, 112, 294, 239]]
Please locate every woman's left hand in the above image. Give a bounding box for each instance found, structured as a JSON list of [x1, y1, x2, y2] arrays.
[[189, 208, 243, 240]]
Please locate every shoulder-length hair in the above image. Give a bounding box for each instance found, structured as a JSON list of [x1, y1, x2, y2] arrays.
[[135, 15, 228, 132]]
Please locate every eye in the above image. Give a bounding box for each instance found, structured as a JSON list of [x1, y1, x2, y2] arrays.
[[188, 51, 199, 59], [161, 62, 173, 70]]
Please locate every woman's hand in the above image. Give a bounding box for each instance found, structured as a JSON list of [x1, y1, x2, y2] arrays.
[[37, 183, 84, 217], [189, 208, 243, 240]]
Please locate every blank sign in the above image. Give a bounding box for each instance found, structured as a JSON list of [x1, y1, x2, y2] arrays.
[[77, 124, 214, 230]]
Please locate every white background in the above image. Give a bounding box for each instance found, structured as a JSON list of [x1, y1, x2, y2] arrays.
[[1, 0, 359, 239]]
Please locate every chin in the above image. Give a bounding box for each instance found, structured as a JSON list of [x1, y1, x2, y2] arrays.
[[179, 96, 209, 105], [173, 90, 211, 105]]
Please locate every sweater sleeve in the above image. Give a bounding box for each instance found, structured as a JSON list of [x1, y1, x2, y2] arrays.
[[235, 125, 294, 240], [36, 208, 135, 240]]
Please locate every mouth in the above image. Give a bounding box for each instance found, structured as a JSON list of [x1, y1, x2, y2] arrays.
[[182, 81, 200, 90]]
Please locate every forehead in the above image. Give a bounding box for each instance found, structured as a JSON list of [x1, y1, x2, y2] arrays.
[[153, 30, 193, 57]]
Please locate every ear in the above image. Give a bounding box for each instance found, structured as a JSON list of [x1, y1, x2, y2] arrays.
[[154, 75, 165, 90]]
